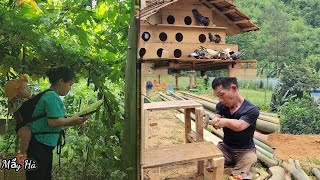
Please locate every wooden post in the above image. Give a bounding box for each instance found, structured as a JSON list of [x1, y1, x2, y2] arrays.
[[211, 157, 225, 180], [158, 74, 160, 84], [195, 108, 204, 175], [141, 0, 146, 9], [184, 108, 192, 143], [189, 75, 192, 89], [194, 75, 197, 88], [195, 108, 204, 142], [175, 74, 179, 90]]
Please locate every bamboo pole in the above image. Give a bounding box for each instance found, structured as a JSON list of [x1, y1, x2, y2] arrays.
[[168, 91, 185, 100], [180, 91, 219, 104], [122, 0, 139, 178], [268, 166, 286, 180], [312, 168, 320, 179], [259, 114, 279, 124], [254, 131, 273, 147], [256, 120, 280, 133], [281, 162, 310, 180], [260, 111, 279, 118], [180, 91, 280, 124], [294, 160, 310, 179], [182, 95, 216, 111]]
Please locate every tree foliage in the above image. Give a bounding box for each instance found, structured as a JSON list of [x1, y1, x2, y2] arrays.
[[270, 64, 320, 112], [228, 0, 320, 77], [280, 94, 320, 134], [0, 0, 131, 179], [0, 0, 130, 81]]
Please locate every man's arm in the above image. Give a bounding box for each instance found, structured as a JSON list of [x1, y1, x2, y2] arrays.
[[214, 118, 250, 132]]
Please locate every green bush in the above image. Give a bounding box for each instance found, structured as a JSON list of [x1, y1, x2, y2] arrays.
[[270, 64, 320, 112], [280, 94, 320, 134]]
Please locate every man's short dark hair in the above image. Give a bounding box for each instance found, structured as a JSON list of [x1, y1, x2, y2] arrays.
[[212, 77, 238, 90]]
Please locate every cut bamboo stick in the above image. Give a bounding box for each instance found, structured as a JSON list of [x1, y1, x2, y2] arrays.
[[281, 162, 310, 180], [312, 168, 320, 179], [259, 114, 279, 124], [268, 166, 286, 180], [254, 131, 273, 147], [294, 160, 309, 179]]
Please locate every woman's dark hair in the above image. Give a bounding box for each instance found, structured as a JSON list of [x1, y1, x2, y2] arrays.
[[46, 67, 76, 84], [212, 77, 238, 90]]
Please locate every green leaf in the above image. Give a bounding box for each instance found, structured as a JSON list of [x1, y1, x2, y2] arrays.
[[96, 2, 107, 19], [77, 28, 89, 47], [74, 13, 89, 25]]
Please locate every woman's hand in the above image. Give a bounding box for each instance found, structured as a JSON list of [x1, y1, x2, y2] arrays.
[[69, 114, 89, 125], [48, 114, 90, 127]]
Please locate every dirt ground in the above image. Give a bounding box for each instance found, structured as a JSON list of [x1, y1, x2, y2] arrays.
[[267, 134, 320, 161], [143, 109, 320, 180]]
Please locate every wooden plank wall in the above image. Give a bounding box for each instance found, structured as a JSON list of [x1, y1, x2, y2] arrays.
[[162, 0, 240, 34], [138, 0, 240, 60], [228, 60, 257, 77]]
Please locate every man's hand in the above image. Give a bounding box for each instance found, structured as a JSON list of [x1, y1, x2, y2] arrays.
[[210, 115, 220, 125], [213, 118, 228, 129]]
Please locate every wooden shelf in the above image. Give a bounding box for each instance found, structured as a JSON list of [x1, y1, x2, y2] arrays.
[[143, 142, 223, 168], [139, 57, 236, 63], [153, 24, 228, 30], [139, 42, 239, 50], [138, 42, 239, 59]]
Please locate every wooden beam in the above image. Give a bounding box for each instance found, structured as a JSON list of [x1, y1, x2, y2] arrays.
[[234, 19, 249, 24], [175, 74, 179, 90], [144, 100, 202, 111], [242, 26, 259, 32], [195, 108, 204, 175], [208, 0, 225, 3], [200, 0, 242, 34], [185, 108, 192, 143], [222, 8, 236, 14]]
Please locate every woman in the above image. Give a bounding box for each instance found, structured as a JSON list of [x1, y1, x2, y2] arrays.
[[26, 67, 89, 180]]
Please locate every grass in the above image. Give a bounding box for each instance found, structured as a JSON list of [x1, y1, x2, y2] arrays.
[[144, 74, 273, 112], [239, 89, 272, 112]]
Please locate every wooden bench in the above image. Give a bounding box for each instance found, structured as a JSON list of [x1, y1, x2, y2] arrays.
[[143, 142, 224, 179], [142, 100, 224, 179]]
